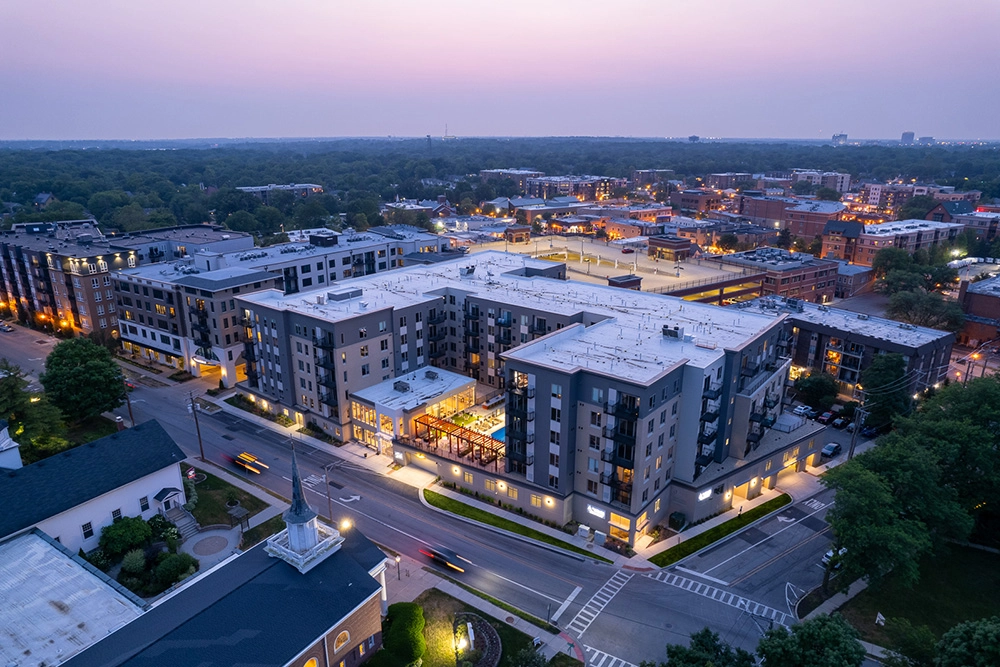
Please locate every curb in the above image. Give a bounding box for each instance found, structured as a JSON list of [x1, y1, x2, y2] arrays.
[[417, 486, 596, 563], [558, 631, 586, 663]]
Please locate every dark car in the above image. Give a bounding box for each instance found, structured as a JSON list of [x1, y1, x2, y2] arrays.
[[860, 426, 879, 438], [831, 417, 848, 429], [821, 442, 842, 457], [621, 248, 635, 254], [816, 411, 834, 425], [0, 324, 13, 332], [419, 545, 466, 573], [805, 408, 820, 420]]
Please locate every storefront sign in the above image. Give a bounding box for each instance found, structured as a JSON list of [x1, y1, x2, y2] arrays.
[[586, 504, 607, 519]]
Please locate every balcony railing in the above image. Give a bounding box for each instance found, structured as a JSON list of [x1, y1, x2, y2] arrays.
[[509, 384, 535, 398], [530, 323, 547, 335], [702, 384, 723, 400], [497, 333, 512, 346], [604, 401, 639, 420], [429, 347, 446, 359], [319, 392, 339, 408], [495, 315, 512, 328], [464, 310, 480, 321], [240, 316, 253, 328], [313, 336, 335, 350], [243, 346, 259, 362], [601, 449, 634, 469], [465, 342, 480, 354], [191, 320, 210, 334], [190, 305, 208, 318], [428, 329, 446, 342], [700, 409, 719, 423], [764, 395, 779, 409], [317, 374, 337, 389], [741, 362, 760, 377], [747, 431, 763, 444], [428, 312, 447, 325], [698, 429, 718, 445]]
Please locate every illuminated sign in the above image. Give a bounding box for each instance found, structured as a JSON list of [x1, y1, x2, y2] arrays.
[[586, 504, 607, 519], [698, 489, 712, 501]]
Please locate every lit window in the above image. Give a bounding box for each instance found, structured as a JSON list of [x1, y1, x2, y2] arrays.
[[334, 631, 350, 653]]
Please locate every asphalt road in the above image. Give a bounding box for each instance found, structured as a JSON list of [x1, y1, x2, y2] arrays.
[[2, 324, 871, 666]]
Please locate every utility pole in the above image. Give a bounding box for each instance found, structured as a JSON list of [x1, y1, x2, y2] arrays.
[[189, 393, 205, 461], [324, 461, 337, 524]]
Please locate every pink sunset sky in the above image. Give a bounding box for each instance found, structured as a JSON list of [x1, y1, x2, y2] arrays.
[[2, 0, 998, 140]]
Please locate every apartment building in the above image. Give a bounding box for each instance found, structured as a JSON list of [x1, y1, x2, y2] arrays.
[[669, 190, 723, 214], [737, 196, 798, 227], [632, 169, 676, 187], [706, 173, 753, 190], [235, 252, 826, 543], [737, 297, 954, 395], [952, 211, 1000, 242], [791, 170, 852, 193], [525, 176, 627, 201], [479, 169, 545, 192], [851, 219, 965, 267], [783, 201, 846, 238], [957, 277, 1000, 347], [708, 247, 838, 303], [820, 220, 864, 263], [235, 183, 324, 205]]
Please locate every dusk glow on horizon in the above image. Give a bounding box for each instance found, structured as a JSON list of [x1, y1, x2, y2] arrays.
[[2, 0, 998, 140]]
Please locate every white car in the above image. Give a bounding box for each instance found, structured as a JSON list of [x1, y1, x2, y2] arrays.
[[793, 405, 811, 416], [822, 547, 847, 568]]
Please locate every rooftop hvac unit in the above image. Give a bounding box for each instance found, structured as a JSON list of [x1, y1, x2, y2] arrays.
[[424, 370, 439, 380], [662, 325, 684, 339], [857, 314, 870, 320], [393, 381, 410, 393]]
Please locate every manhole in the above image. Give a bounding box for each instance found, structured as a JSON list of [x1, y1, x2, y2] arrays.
[[664, 623, 673, 628], [506, 616, 514, 624]]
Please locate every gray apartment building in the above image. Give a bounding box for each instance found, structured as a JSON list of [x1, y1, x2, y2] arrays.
[[235, 252, 828, 544]]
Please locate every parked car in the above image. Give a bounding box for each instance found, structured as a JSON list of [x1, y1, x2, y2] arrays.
[[621, 247, 635, 254], [419, 545, 466, 573], [845, 422, 856, 433], [831, 417, 848, 429], [0, 324, 13, 332], [793, 405, 811, 416], [860, 426, 879, 438], [822, 547, 847, 568], [805, 408, 820, 419], [821, 442, 842, 457], [817, 411, 835, 425]]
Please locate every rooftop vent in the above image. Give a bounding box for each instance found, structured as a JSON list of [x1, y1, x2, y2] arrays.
[[424, 370, 439, 380], [393, 381, 410, 393], [662, 325, 684, 339]]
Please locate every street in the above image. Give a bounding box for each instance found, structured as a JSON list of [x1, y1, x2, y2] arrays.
[[2, 324, 867, 666]]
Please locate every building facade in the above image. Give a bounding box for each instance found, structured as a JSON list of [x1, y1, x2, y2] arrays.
[[850, 219, 965, 267], [708, 247, 837, 303]]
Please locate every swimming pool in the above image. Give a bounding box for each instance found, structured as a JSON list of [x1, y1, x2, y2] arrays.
[[490, 426, 506, 441]]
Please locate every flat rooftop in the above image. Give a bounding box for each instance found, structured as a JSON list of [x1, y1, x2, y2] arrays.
[[712, 247, 835, 271], [107, 226, 250, 247], [860, 219, 964, 236], [352, 367, 474, 411], [119, 263, 280, 289], [0, 531, 144, 666], [967, 274, 1000, 296], [241, 251, 784, 382], [736, 296, 953, 346]]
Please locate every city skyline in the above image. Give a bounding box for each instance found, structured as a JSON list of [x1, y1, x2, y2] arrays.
[[2, 0, 998, 140]]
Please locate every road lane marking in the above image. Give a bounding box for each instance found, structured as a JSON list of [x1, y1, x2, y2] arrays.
[[726, 526, 831, 586], [564, 571, 633, 638], [702, 502, 829, 575], [551, 586, 582, 623], [584, 646, 637, 667], [646, 570, 790, 627]]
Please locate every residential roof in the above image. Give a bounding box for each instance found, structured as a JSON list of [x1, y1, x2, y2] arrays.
[[352, 367, 475, 412], [860, 218, 965, 236], [64, 532, 385, 667], [967, 274, 1000, 296], [937, 201, 974, 216], [822, 220, 864, 238], [0, 420, 185, 540], [786, 201, 847, 215], [173, 267, 282, 292]]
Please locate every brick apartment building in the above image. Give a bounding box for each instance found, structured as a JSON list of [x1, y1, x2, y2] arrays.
[[670, 190, 723, 214], [708, 247, 838, 303], [783, 201, 846, 238], [850, 219, 965, 267]]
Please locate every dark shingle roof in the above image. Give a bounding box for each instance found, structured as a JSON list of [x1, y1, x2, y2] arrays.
[[0, 420, 185, 539], [941, 201, 974, 216], [822, 220, 864, 238], [64, 531, 385, 667]]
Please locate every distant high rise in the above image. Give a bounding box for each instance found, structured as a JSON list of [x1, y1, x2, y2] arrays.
[[901, 131, 915, 145], [832, 133, 848, 145]]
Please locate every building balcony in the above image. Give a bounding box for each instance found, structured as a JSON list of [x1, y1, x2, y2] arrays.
[[509, 384, 535, 399], [464, 310, 480, 321], [243, 346, 259, 362], [191, 320, 210, 334], [190, 305, 208, 318], [316, 354, 336, 370], [749, 410, 768, 423], [313, 335, 335, 350], [764, 395, 779, 409], [700, 409, 719, 423], [604, 401, 639, 420], [319, 392, 339, 408], [698, 429, 718, 445], [465, 342, 480, 354], [429, 347, 446, 359], [428, 329, 446, 342], [530, 323, 547, 335], [240, 316, 253, 328], [747, 430, 763, 444], [497, 333, 512, 346], [601, 449, 635, 469], [495, 315, 512, 328], [428, 312, 447, 325], [741, 362, 760, 377], [702, 384, 723, 400], [317, 374, 337, 389]]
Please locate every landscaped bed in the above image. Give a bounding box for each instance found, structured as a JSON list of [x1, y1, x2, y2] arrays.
[[225, 393, 295, 426], [240, 515, 285, 549], [189, 468, 269, 526], [649, 493, 792, 568], [423, 489, 612, 564]]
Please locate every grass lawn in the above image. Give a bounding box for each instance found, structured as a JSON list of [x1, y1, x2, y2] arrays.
[[240, 515, 285, 549], [838, 545, 1000, 644], [415, 589, 538, 667], [649, 494, 791, 568], [67, 415, 119, 445], [189, 468, 269, 527], [434, 572, 557, 633], [423, 490, 612, 564]]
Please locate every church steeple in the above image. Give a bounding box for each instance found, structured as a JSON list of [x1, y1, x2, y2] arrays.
[[285, 449, 318, 526]]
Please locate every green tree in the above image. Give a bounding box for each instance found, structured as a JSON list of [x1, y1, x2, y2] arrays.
[[641, 628, 754, 667], [253, 206, 286, 235], [872, 247, 915, 277], [881, 269, 926, 294], [858, 353, 910, 429], [383, 602, 426, 664], [756, 614, 865, 667], [99, 516, 152, 559], [794, 373, 839, 411], [935, 616, 1000, 667], [823, 463, 932, 589], [815, 187, 842, 201], [775, 228, 792, 249], [792, 180, 814, 195], [510, 648, 547, 667], [224, 210, 259, 233], [897, 194, 938, 221], [0, 359, 30, 422], [40, 338, 124, 423], [15, 396, 69, 461], [887, 291, 965, 331], [807, 236, 823, 256], [718, 233, 740, 251], [881, 618, 937, 667]]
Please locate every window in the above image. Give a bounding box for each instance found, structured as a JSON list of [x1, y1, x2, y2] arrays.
[[549, 430, 560, 445], [656, 456, 662, 470], [645, 443, 652, 457], [669, 424, 675, 438], [592, 388, 604, 403], [660, 410, 666, 425], [551, 384, 562, 399], [550, 407, 561, 422], [531, 494, 542, 508], [588, 457, 599, 473], [82, 522, 94, 539], [587, 479, 598, 494], [463, 471, 473, 484], [647, 420, 655, 434], [111, 508, 122, 521], [590, 411, 601, 426], [589, 435, 600, 450], [507, 486, 518, 500], [359, 328, 367, 339], [139, 496, 149, 512], [671, 402, 678, 415], [655, 498, 661, 513], [549, 453, 560, 466], [358, 643, 365, 657], [334, 631, 350, 653], [360, 345, 369, 357], [548, 475, 559, 489], [361, 364, 370, 376], [485, 479, 497, 492]]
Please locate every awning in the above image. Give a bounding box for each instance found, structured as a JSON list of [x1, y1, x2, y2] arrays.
[[154, 487, 182, 502]]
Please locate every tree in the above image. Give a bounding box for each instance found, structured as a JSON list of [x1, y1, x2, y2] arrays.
[[224, 210, 259, 233], [858, 353, 910, 429], [757, 614, 865, 667], [641, 628, 754, 667], [881, 618, 937, 667], [887, 291, 965, 331], [775, 228, 792, 249], [823, 463, 932, 589], [792, 180, 814, 195], [718, 233, 740, 251], [815, 187, 842, 201], [897, 195, 938, 221], [881, 269, 926, 294], [99, 516, 152, 559], [935, 616, 1000, 667], [807, 236, 823, 256], [40, 338, 124, 423], [510, 648, 547, 667], [0, 358, 30, 422], [872, 247, 915, 278], [795, 373, 839, 411]]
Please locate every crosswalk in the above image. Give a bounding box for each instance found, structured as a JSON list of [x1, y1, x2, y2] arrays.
[[647, 570, 790, 627], [803, 498, 827, 511], [564, 570, 634, 638], [584, 646, 637, 667]]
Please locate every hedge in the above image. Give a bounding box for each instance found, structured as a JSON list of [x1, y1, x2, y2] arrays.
[[383, 602, 426, 664]]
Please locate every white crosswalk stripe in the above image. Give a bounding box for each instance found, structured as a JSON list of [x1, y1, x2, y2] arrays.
[[647, 570, 790, 626], [302, 474, 324, 488], [584, 646, 638, 667], [563, 570, 634, 638], [804, 498, 827, 511]]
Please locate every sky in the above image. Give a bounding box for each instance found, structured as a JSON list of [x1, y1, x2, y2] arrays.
[[2, 0, 998, 140]]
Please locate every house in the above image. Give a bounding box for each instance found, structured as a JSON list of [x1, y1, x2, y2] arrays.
[[0, 420, 186, 554], [64, 454, 389, 667], [925, 201, 974, 222], [33, 193, 56, 210]]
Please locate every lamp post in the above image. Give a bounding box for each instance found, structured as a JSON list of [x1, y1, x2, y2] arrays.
[[323, 461, 337, 524], [395, 555, 401, 580], [189, 393, 205, 461]]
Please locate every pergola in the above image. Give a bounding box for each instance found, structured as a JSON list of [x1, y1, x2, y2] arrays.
[[414, 414, 505, 470]]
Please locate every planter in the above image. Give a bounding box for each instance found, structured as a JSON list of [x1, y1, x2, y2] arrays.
[[226, 500, 240, 508]]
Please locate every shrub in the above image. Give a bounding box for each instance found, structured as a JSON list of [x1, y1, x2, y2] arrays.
[[99, 516, 152, 559], [121, 549, 147, 574], [146, 514, 176, 540], [84, 548, 112, 571], [183, 479, 198, 511], [384, 602, 426, 664], [155, 552, 199, 586]]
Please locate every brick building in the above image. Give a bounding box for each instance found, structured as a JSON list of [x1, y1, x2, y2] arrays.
[[670, 190, 723, 214], [708, 247, 837, 303], [782, 201, 846, 239], [957, 277, 1000, 347]]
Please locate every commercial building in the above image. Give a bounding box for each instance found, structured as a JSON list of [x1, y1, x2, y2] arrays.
[[850, 219, 965, 267], [0, 222, 252, 337], [957, 277, 1000, 347], [706, 173, 753, 189], [669, 189, 723, 214], [708, 247, 838, 303], [236, 252, 827, 543], [579, 203, 673, 222], [737, 297, 954, 396], [525, 175, 627, 201], [113, 226, 450, 384], [236, 183, 324, 205], [479, 169, 545, 191]]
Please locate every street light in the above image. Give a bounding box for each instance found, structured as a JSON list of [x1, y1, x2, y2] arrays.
[[395, 554, 401, 580]]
